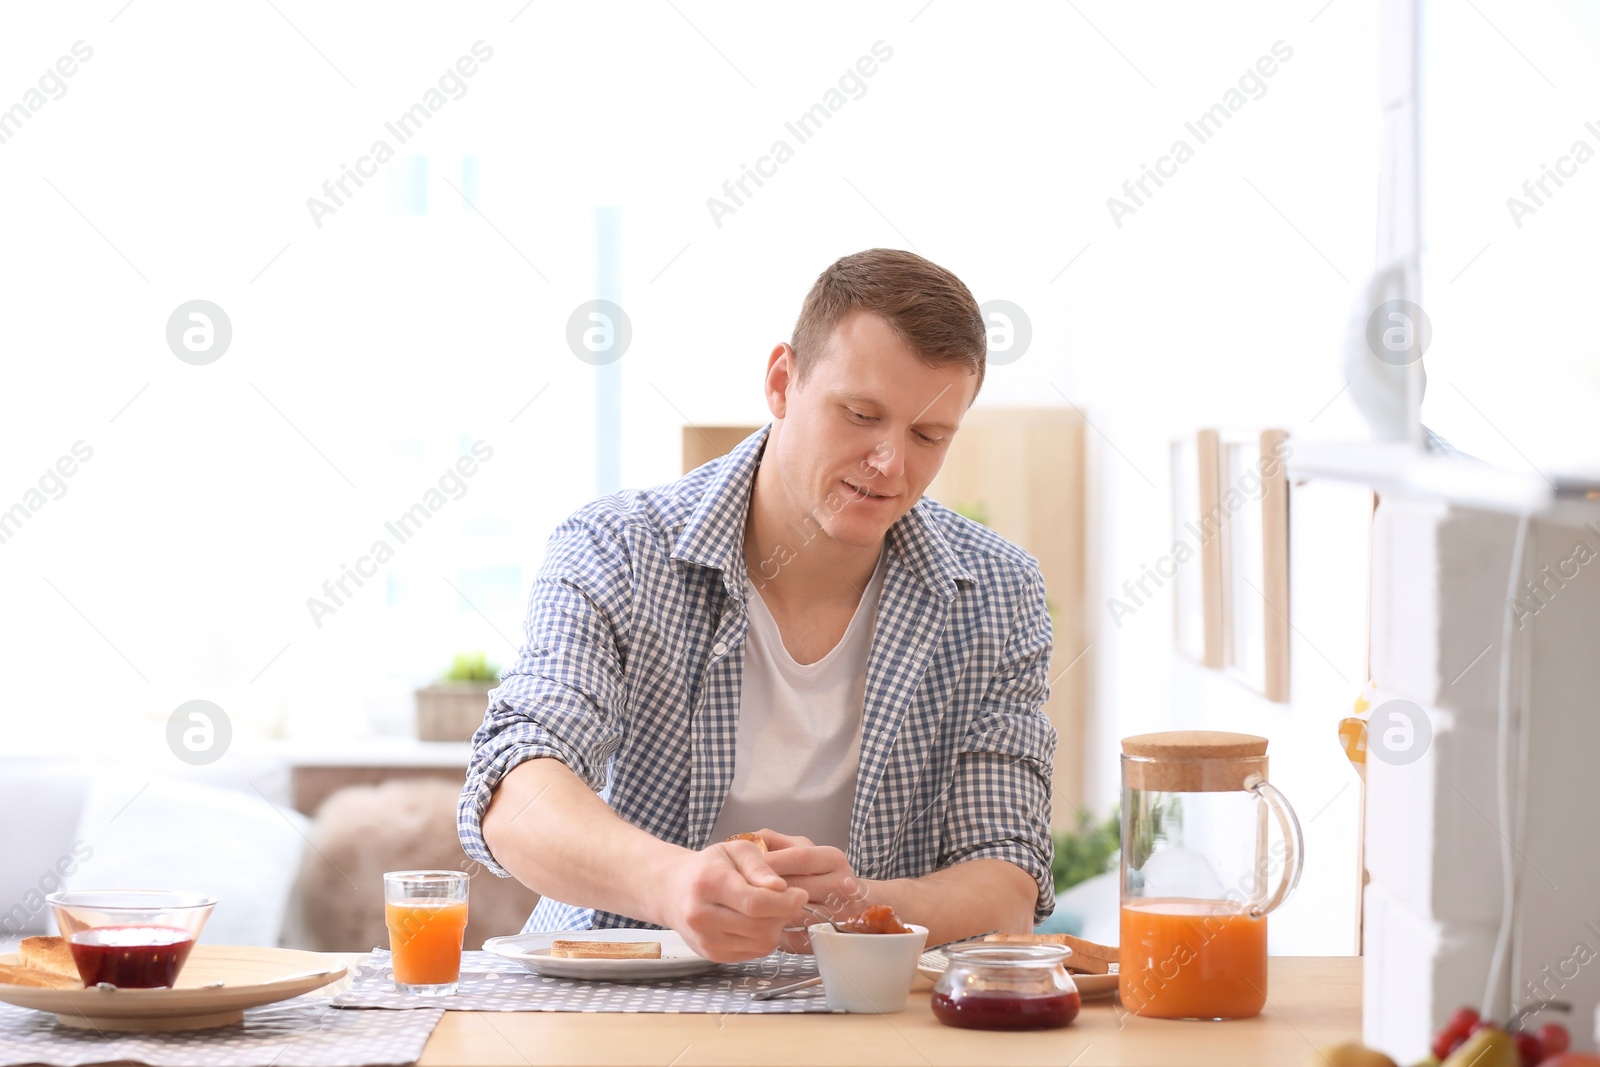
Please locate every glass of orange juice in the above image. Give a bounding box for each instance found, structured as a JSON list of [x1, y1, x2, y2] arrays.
[[1118, 732, 1304, 1020], [383, 870, 469, 996]]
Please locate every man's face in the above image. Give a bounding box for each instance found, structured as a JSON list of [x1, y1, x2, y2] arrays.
[[764, 310, 977, 549]]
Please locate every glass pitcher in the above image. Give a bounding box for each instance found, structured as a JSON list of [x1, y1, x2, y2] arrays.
[[1118, 731, 1304, 1020]]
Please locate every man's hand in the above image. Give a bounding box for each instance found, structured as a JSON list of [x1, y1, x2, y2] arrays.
[[758, 831, 863, 912], [657, 840, 807, 963], [734, 832, 1037, 953], [753, 830, 870, 952]]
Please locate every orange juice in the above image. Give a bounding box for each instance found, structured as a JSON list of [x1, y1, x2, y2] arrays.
[[1119, 898, 1267, 1019], [385, 898, 468, 986]]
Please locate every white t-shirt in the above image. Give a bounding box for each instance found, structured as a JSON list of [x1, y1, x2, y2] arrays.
[[708, 552, 888, 851]]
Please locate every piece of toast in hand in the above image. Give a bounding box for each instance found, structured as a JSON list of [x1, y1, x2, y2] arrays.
[[20, 936, 78, 979], [549, 940, 662, 960], [0, 963, 80, 989], [983, 933, 1119, 975], [723, 832, 768, 853]]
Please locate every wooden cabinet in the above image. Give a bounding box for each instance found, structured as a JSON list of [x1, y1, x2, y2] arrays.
[[926, 407, 1087, 819]]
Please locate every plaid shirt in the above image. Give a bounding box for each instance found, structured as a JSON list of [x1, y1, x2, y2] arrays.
[[458, 426, 1058, 931]]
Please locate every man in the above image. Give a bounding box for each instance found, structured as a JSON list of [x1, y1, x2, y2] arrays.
[[458, 249, 1056, 963]]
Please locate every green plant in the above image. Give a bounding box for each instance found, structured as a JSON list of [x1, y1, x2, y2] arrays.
[[443, 652, 499, 683], [1051, 808, 1122, 893], [1124, 793, 1180, 873], [953, 500, 992, 527]]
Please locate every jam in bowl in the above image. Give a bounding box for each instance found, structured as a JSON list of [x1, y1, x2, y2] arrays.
[[836, 905, 913, 935], [47, 890, 217, 989], [931, 943, 1081, 1030]]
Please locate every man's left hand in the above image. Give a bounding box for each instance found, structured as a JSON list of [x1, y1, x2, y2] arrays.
[[754, 830, 870, 951]]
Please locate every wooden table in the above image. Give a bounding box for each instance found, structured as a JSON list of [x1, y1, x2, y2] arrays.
[[414, 957, 1362, 1067]]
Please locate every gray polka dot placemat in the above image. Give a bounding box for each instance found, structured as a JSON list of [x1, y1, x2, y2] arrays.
[[332, 949, 832, 1013], [0, 989, 442, 1067]]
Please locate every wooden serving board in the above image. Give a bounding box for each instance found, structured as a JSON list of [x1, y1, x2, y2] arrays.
[[0, 945, 348, 1032]]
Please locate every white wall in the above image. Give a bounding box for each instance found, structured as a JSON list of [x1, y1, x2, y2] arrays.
[[1364, 500, 1600, 1059], [1417, 1, 1600, 478], [2, 0, 1594, 957]]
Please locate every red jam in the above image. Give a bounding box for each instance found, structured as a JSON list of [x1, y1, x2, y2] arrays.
[[837, 905, 913, 934], [69, 925, 195, 988], [930, 988, 1082, 1030]]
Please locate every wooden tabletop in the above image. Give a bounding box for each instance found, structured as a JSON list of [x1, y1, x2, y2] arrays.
[[415, 956, 1362, 1067]]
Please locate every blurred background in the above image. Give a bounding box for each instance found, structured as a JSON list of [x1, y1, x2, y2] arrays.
[[1, 1, 1594, 956]]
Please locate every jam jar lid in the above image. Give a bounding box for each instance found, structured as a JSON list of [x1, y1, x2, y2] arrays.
[[943, 943, 1074, 968]]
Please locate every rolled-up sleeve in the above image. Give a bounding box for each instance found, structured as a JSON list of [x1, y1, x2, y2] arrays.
[[940, 566, 1058, 924], [457, 512, 633, 878]]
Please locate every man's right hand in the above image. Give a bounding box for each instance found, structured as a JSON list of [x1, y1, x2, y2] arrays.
[[657, 840, 808, 962]]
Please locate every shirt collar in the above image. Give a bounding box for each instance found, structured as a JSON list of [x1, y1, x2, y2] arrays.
[[671, 423, 975, 601], [671, 426, 768, 593]]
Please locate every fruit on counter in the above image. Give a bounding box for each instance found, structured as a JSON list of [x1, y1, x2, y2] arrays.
[[1440, 1027, 1519, 1067], [1303, 1010, 1585, 1067], [1305, 1042, 1398, 1067], [1432, 1008, 1573, 1067], [1538, 1024, 1571, 1057], [1435, 1023, 1470, 1058], [1433, 1008, 1483, 1060]]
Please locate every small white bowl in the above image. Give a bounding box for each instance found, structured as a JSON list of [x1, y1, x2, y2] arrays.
[[808, 922, 929, 1013]]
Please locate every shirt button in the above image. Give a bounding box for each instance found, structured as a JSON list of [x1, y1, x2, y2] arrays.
[[712, 641, 727, 657]]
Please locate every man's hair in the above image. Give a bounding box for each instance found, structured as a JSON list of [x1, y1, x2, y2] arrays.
[[790, 248, 987, 397]]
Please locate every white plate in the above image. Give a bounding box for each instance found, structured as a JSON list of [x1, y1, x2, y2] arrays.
[[483, 928, 719, 981], [0, 946, 347, 1032]]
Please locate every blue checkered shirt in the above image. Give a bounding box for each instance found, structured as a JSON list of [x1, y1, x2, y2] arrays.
[[458, 426, 1058, 931]]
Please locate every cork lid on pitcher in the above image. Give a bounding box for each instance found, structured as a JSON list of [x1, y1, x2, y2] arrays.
[[1121, 731, 1269, 792]]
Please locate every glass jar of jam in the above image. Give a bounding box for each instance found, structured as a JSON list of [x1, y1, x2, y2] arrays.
[[931, 944, 1081, 1030]]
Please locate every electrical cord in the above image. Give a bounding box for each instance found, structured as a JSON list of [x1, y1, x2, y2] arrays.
[[1482, 512, 1531, 1020]]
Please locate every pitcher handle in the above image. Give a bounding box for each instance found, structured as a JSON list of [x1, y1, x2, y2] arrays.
[[1247, 777, 1304, 917]]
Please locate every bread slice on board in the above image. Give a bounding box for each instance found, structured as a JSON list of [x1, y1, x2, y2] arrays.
[[549, 940, 662, 960], [983, 933, 1119, 974], [20, 936, 78, 979], [0, 963, 81, 989]]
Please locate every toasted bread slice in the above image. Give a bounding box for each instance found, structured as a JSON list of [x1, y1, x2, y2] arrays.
[[20, 935, 77, 978], [723, 832, 767, 854], [549, 940, 662, 960], [984, 933, 1119, 974], [0, 962, 80, 989]]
